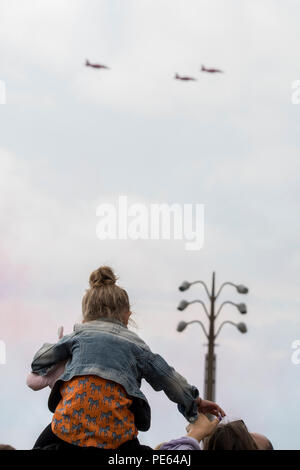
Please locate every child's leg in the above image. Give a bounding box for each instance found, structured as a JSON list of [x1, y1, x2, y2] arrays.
[[33, 423, 62, 449]]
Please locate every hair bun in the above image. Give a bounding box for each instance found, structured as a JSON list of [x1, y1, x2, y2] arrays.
[[89, 266, 117, 288]]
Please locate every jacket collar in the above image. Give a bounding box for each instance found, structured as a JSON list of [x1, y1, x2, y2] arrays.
[[74, 318, 127, 332]]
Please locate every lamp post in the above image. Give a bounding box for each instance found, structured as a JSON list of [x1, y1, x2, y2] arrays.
[[177, 272, 248, 402]]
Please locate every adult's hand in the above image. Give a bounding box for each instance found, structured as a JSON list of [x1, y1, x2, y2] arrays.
[[186, 413, 219, 442], [196, 397, 225, 418]]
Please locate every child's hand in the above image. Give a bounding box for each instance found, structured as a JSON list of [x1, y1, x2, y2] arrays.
[[196, 397, 225, 418], [57, 326, 64, 339], [186, 413, 219, 442]]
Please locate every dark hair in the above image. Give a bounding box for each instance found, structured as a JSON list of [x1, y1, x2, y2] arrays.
[[82, 266, 130, 324], [203, 420, 259, 450], [265, 440, 273, 450], [0, 444, 15, 450]]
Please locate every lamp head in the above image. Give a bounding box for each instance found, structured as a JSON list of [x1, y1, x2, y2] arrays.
[[179, 281, 190, 292], [177, 321, 188, 332], [237, 322, 247, 333], [177, 300, 189, 311], [237, 303, 247, 314], [236, 284, 249, 294]]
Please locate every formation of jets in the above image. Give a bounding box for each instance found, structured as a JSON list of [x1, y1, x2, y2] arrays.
[[85, 60, 224, 81], [174, 65, 224, 82]]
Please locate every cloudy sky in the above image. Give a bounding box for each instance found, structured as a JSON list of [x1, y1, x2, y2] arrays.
[[0, 0, 300, 450]]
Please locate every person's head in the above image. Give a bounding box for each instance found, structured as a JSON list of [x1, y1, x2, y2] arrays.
[[203, 420, 258, 450], [0, 444, 15, 450], [82, 266, 131, 326], [251, 432, 273, 450]]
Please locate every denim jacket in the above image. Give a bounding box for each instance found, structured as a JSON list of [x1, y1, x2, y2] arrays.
[[31, 319, 199, 431]]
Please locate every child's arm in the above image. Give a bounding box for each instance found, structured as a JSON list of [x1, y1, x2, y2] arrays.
[[26, 372, 52, 391], [143, 349, 224, 422], [27, 326, 68, 390], [27, 360, 67, 390], [30, 333, 74, 377]]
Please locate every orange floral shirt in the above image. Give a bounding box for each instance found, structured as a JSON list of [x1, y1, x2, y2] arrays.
[[51, 376, 138, 449]]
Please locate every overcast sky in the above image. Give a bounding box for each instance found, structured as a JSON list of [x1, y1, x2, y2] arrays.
[[0, 0, 300, 450]]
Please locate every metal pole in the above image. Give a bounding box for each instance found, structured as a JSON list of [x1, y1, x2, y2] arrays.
[[205, 271, 216, 402]]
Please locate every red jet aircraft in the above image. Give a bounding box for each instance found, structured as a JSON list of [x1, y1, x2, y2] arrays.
[[201, 65, 223, 73], [85, 60, 110, 69], [174, 73, 197, 81]]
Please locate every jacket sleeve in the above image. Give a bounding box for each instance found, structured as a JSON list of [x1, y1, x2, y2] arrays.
[[30, 334, 74, 376], [159, 436, 201, 450], [143, 349, 199, 422]]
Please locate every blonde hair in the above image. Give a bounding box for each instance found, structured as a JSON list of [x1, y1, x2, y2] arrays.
[[82, 266, 130, 324], [154, 443, 166, 450]]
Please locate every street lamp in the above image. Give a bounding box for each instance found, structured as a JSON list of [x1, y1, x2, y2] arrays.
[[177, 320, 208, 338], [176, 272, 248, 402], [177, 300, 209, 318], [215, 321, 247, 338], [177, 320, 247, 338], [179, 280, 211, 299], [216, 282, 248, 298], [215, 301, 247, 318]]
